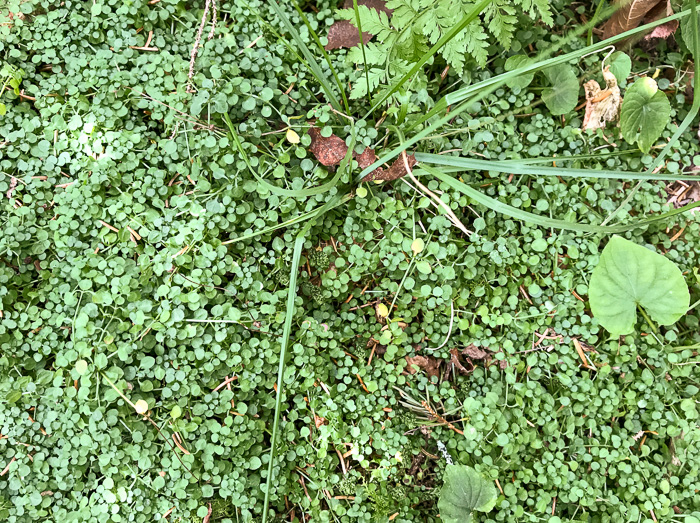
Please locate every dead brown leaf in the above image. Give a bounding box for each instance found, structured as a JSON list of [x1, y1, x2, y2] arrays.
[[325, 21, 373, 51], [362, 154, 416, 182], [405, 355, 440, 378], [326, 0, 392, 51], [582, 67, 622, 131], [644, 0, 678, 40], [602, 0, 664, 40], [449, 348, 473, 375], [342, 0, 392, 14], [314, 414, 327, 428], [462, 345, 489, 360], [308, 127, 349, 167]]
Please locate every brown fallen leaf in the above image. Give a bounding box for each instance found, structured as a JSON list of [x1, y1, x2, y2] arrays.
[[326, 0, 392, 51], [582, 67, 622, 131], [362, 154, 416, 182], [602, 0, 663, 40], [355, 146, 385, 179], [405, 355, 441, 378], [462, 345, 489, 360], [325, 20, 373, 51], [308, 127, 349, 166], [342, 0, 392, 14], [643, 0, 678, 40], [449, 348, 473, 375]]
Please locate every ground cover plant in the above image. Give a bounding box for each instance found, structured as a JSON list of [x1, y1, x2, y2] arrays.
[[2, 0, 700, 522]]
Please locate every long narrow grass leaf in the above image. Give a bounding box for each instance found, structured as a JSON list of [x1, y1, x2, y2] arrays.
[[292, 0, 350, 112], [423, 165, 700, 232], [414, 153, 700, 181], [266, 0, 343, 111]]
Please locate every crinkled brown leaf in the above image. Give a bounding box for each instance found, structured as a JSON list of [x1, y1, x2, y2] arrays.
[[462, 345, 489, 360], [362, 154, 416, 182], [644, 0, 678, 40], [582, 67, 622, 131], [325, 20, 373, 51], [326, 0, 392, 51], [602, 0, 663, 40], [355, 147, 385, 179], [405, 355, 440, 378], [308, 127, 349, 167], [342, 0, 392, 15]]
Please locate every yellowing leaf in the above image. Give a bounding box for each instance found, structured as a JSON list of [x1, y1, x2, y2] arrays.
[[286, 128, 300, 144], [134, 399, 149, 415], [376, 303, 389, 318], [411, 238, 425, 255]]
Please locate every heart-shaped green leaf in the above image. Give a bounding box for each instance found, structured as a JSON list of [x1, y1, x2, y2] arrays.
[[607, 51, 631, 84], [620, 77, 671, 153], [504, 55, 534, 90], [589, 236, 689, 337], [438, 465, 497, 523], [541, 64, 579, 115]]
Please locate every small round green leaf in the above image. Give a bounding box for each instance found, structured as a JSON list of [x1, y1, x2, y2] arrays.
[[620, 77, 671, 153], [588, 236, 690, 337]]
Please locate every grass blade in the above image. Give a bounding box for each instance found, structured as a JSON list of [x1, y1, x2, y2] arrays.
[[291, 0, 350, 112], [266, 0, 343, 111], [260, 223, 308, 523], [414, 153, 700, 182], [422, 165, 700, 233]]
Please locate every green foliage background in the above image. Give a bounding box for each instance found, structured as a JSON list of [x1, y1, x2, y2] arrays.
[[1, 1, 700, 522]]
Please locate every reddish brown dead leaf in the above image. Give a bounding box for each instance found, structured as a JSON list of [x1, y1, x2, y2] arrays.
[[602, 0, 663, 40], [342, 0, 392, 14], [308, 127, 349, 167], [582, 67, 621, 131], [314, 414, 327, 428], [326, 0, 392, 51], [644, 0, 678, 40], [325, 20, 373, 51], [405, 355, 440, 378], [362, 154, 416, 182], [355, 147, 385, 179]]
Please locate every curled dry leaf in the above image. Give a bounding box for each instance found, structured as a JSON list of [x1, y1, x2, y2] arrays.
[[602, 0, 664, 40], [644, 0, 678, 40], [405, 355, 441, 378], [582, 67, 622, 131], [449, 348, 473, 375], [462, 345, 489, 360]]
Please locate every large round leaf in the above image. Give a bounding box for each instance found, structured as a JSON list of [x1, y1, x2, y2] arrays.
[[438, 465, 497, 523], [589, 236, 690, 337], [620, 77, 671, 153], [541, 64, 579, 115]]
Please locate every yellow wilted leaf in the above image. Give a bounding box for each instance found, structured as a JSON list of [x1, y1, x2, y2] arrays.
[[134, 399, 149, 415], [411, 238, 425, 255], [286, 128, 300, 144], [376, 303, 389, 318]]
